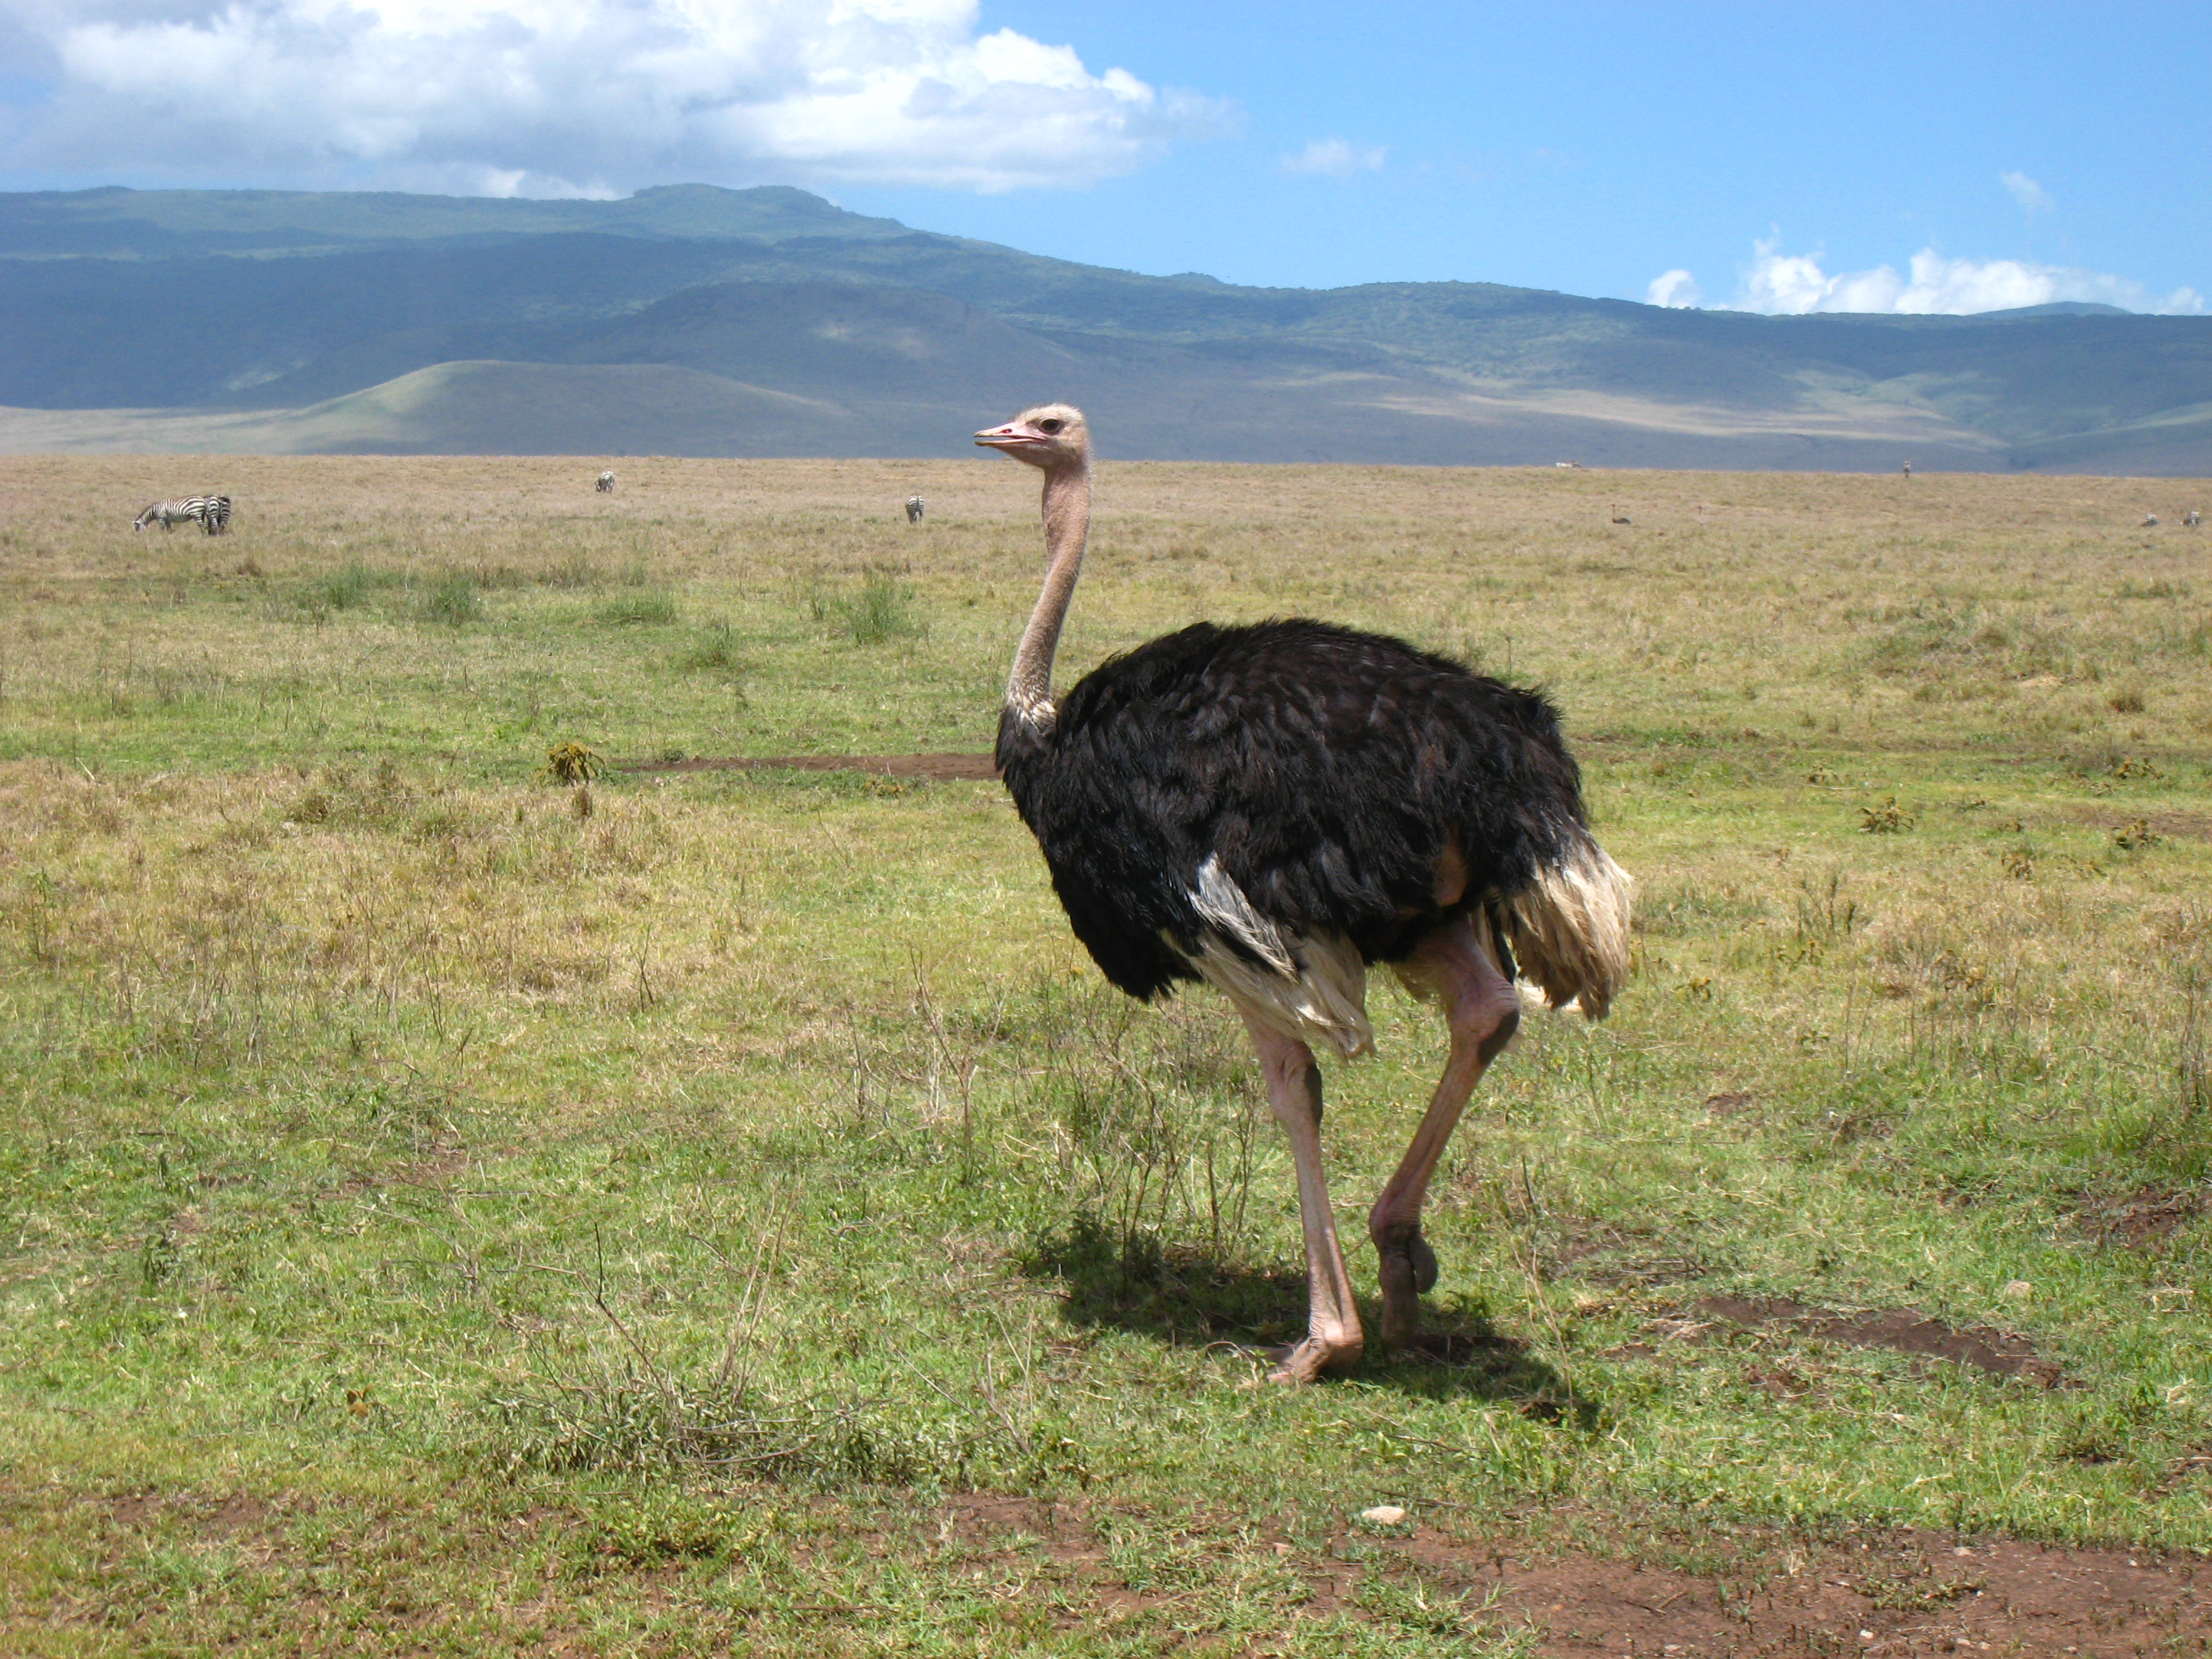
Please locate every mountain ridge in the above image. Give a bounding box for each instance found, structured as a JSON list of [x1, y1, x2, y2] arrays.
[[3, 184, 2206, 472]]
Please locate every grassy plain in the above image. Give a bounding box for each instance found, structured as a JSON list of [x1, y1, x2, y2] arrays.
[[2, 453, 2211, 1654]]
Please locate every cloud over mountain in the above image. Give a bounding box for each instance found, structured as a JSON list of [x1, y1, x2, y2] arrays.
[[0, 0, 1229, 194], [1650, 238, 2203, 317]]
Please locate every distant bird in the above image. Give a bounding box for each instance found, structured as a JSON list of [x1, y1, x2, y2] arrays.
[[1610, 506, 1632, 525], [133, 495, 227, 535], [1902, 462, 1912, 479], [2144, 514, 2161, 528], [596, 471, 616, 493], [2187, 511, 2203, 529], [976, 404, 1630, 1384], [907, 495, 926, 523]]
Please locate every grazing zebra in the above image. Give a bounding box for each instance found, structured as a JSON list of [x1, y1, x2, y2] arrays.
[[133, 496, 228, 535], [597, 471, 616, 493], [906, 495, 925, 523]]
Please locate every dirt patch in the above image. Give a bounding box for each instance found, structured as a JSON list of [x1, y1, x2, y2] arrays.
[[621, 752, 1000, 781], [2074, 1184, 2207, 1250], [1693, 1295, 2066, 1388], [944, 1498, 2210, 1655]]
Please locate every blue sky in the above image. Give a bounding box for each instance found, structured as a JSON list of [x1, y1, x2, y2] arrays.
[[844, 2, 2209, 310], [2, 1, 2203, 312]]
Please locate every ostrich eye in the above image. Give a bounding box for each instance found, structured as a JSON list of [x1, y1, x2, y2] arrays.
[[1038, 418, 1064, 434]]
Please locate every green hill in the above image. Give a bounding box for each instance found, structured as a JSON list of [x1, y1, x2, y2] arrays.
[[2, 184, 2205, 471]]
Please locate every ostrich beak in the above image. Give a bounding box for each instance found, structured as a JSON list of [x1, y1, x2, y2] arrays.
[[975, 421, 1047, 454]]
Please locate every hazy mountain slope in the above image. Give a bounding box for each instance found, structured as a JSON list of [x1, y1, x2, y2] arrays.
[[4, 184, 2206, 470], [0, 183, 907, 258]]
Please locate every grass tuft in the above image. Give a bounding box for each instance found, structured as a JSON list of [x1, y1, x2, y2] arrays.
[[596, 588, 680, 626], [814, 570, 923, 644], [418, 568, 484, 625]]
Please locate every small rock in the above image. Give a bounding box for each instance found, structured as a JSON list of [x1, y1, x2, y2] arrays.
[[1358, 1505, 1407, 1526]]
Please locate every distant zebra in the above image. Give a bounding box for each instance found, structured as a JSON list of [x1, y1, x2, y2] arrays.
[[906, 495, 925, 523], [597, 471, 616, 493], [133, 496, 228, 535]]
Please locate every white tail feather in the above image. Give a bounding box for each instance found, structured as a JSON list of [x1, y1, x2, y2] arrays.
[[1506, 835, 1633, 1020]]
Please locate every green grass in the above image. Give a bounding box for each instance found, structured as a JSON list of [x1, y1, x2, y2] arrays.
[[3, 454, 2211, 1653]]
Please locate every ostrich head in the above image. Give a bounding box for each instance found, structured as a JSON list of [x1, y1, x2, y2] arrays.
[[975, 404, 1089, 471]]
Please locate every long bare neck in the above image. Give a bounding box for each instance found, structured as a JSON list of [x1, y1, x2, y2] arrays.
[[1005, 459, 1091, 734]]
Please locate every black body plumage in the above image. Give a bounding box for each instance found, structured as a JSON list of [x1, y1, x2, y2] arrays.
[[996, 619, 1593, 1001]]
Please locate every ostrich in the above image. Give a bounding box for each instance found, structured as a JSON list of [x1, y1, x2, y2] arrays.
[[976, 404, 1631, 1384], [2188, 511, 2203, 529], [907, 495, 927, 524], [597, 471, 616, 493], [1610, 506, 1631, 525], [2144, 514, 2162, 528], [1902, 462, 1912, 479]]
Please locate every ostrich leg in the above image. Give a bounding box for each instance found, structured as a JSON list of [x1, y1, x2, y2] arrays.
[[1241, 1015, 1364, 1383], [1368, 918, 1521, 1350]]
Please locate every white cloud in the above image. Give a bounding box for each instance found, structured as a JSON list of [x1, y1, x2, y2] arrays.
[[1646, 269, 1701, 309], [0, 0, 1232, 194], [2000, 170, 2053, 215], [1691, 238, 2205, 317], [1281, 138, 1386, 179]]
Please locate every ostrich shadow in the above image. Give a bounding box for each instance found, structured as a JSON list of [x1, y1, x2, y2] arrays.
[[1018, 1214, 1595, 1417]]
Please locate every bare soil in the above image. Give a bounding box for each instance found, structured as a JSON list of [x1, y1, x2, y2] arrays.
[[948, 1497, 2212, 1656], [1691, 1296, 2067, 1388]]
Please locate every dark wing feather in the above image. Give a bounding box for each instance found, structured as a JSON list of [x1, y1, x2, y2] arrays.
[[999, 620, 1591, 1000]]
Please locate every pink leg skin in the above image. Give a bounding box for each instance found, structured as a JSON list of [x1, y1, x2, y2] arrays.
[[1241, 1014, 1365, 1384], [1369, 919, 1521, 1351]]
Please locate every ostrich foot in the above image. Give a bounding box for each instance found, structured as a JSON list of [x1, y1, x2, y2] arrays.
[[1375, 1226, 1439, 1350], [1248, 1332, 1364, 1387]]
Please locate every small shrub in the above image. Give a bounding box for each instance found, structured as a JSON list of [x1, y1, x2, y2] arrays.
[[1858, 797, 1914, 834], [2115, 818, 2164, 851], [541, 742, 603, 785], [2108, 687, 2147, 714], [418, 570, 483, 626]]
